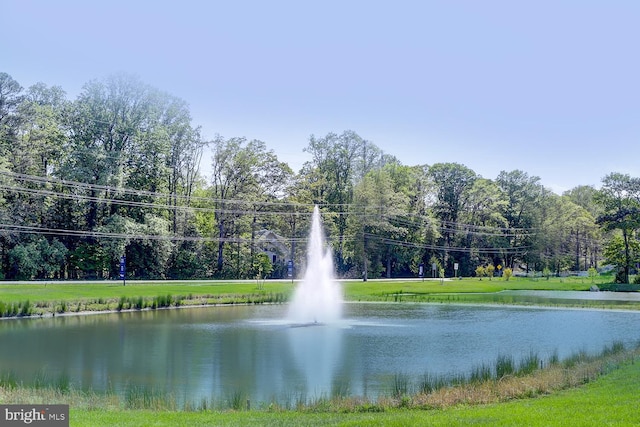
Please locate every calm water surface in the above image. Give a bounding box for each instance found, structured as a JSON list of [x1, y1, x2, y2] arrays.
[[1, 302, 639, 405]]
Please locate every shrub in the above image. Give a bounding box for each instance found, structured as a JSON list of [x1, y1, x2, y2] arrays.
[[496, 354, 515, 378], [392, 373, 410, 398], [7, 303, 18, 317], [615, 269, 628, 284], [601, 341, 625, 357], [0, 371, 18, 389], [469, 362, 492, 383], [486, 265, 495, 280], [19, 300, 32, 317], [418, 373, 448, 394], [503, 267, 513, 281], [518, 351, 541, 375], [599, 283, 640, 292], [227, 390, 247, 411], [134, 297, 144, 309], [154, 294, 174, 308]]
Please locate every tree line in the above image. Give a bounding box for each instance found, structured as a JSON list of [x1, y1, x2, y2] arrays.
[[0, 72, 637, 282]]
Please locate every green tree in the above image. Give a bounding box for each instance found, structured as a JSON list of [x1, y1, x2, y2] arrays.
[[564, 185, 602, 270], [486, 264, 495, 280], [209, 136, 289, 277], [0, 73, 23, 151], [302, 130, 387, 272], [12, 83, 67, 176], [61, 73, 155, 230], [564, 185, 602, 217], [253, 252, 273, 289], [4, 85, 69, 269], [603, 234, 640, 283], [124, 91, 204, 229], [0, 74, 24, 273], [8, 242, 40, 280], [427, 163, 477, 275], [384, 163, 439, 277], [462, 178, 508, 272], [496, 170, 546, 270], [595, 173, 640, 284], [348, 166, 408, 278], [57, 74, 205, 278], [536, 194, 596, 275], [8, 237, 67, 280]]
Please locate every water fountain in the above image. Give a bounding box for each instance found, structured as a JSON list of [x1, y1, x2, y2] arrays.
[[287, 205, 343, 324]]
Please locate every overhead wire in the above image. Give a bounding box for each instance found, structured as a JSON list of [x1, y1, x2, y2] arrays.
[[0, 171, 538, 253], [0, 171, 543, 233]]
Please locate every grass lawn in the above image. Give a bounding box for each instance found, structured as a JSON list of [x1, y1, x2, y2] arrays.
[[0, 275, 607, 306], [0, 280, 294, 304], [342, 276, 600, 298], [67, 358, 640, 426], [0, 274, 626, 316]]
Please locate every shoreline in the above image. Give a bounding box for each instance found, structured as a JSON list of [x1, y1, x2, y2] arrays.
[[3, 296, 640, 322]]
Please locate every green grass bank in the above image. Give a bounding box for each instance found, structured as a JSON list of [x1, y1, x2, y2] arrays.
[[0, 274, 628, 318]]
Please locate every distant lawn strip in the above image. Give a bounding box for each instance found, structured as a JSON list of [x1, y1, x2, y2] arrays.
[[0, 275, 625, 318], [343, 276, 640, 309], [4, 343, 638, 426], [342, 276, 598, 299], [0, 281, 294, 317]]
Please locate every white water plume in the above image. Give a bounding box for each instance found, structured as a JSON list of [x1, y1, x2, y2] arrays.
[[287, 206, 342, 324]]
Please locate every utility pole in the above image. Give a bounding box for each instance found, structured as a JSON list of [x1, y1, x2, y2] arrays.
[[362, 231, 368, 281]]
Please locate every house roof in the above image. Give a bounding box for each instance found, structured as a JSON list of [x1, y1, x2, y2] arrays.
[[255, 229, 289, 255]]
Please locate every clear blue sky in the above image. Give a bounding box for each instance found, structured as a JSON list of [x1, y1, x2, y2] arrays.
[[4, 0, 639, 193]]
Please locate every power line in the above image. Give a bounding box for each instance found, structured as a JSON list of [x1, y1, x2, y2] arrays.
[[0, 223, 529, 255], [0, 184, 530, 237], [365, 234, 529, 255], [0, 171, 540, 255], [1, 183, 535, 238], [1, 171, 540, 237]]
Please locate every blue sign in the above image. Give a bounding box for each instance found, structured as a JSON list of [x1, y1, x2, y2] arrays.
[[287, 260, 293, 278], [119, 256, 126, 280]]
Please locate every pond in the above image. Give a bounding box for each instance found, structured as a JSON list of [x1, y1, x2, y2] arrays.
[[1, 302, 639, 406]]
